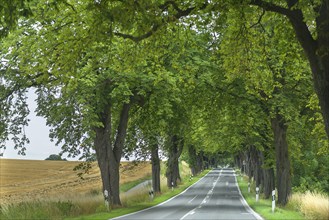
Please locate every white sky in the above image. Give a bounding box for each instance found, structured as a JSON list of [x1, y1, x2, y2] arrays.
[[1, 90, 140, 161], [2, 89, 62, 160]]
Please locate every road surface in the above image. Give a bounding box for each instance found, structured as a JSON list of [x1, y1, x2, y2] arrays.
[[113, 168, 263, 220]]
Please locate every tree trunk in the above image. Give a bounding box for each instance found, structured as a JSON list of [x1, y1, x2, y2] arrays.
[[108, 158, 120, 206], [271, 113, 291, 206], [196, 151, 204, 172], [237, 152, 244, 173], [94, 103, 131, 208], [94, 106, 112, 209], [253, 148, 263, 190], [244, 150, 252, 179], [234, 154, 241, 170], [151, 141, 161, 193], [314, 2, 329, 138], [262, 142, 275, 199], [250, 147, 262, 186], [263, 168, 275, 199], [188, 145, 198, 176], [111, 103, 131, 206], [203, 154, 209, 169], [166, 135, 183, 188]]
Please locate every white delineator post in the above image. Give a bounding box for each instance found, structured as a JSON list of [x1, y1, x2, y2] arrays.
[[256, 187, 259, 202], [248, 182, 251, 193], [104, 189, 109, 211], [171, 181, 174, 191], [149, 188, 154, 201], [272, 190, 276, 213]]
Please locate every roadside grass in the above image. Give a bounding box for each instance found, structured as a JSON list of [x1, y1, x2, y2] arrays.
[[0, 177, 151, 220], [0, 200, 82, 220], [0, 161, 206, 220], [237, 174, 305, 220], [66, 169, 209, 220], [288, 191, 329, 220]]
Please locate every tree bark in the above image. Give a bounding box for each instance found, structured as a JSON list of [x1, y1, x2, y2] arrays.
[[271, 113, 291, 205], [244, 150, 252, 179], [188, 145, 204, 176], [263, 168, 275, 199], [237, 152, 244, 173], [94, 103, 131, 207], [234, 154, 241, 170], [252, 147, 263, 189], [166, 135, 183, 188], [188, 145, 198, 176], [262, 142, 275, 199], [94, 106, 112, 208], [111, 103, 131, 206], [196, 151, 204, 172], [151, 141, 161, 193]]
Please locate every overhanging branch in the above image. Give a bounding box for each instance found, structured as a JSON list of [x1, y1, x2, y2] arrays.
[[249, 0, 291, 16], [114, 1, 208, 42], [114, 24, 160, 43]]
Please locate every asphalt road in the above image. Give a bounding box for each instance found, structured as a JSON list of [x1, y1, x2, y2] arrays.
[[113, 168, 263, 220]]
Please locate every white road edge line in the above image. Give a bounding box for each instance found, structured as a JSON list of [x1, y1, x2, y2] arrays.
[[188, 195, 198, 204], [233, 170, 264, 220], [111, 170, 212, 220]]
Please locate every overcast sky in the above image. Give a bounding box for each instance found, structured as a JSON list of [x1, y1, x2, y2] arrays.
[[1, 90, 137, 161], [2, 90, 62, 160]]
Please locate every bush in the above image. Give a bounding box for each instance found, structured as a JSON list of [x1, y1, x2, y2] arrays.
[[45, 154, 67, 161]]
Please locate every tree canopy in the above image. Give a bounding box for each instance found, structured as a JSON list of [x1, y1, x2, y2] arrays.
[[1, 0, 328, 207]]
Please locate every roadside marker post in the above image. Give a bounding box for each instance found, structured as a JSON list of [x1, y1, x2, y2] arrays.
[[171, 182, 174, 191], [272, 190, 276, 213], [256, 187, 259, 202], [248, 182, 250, 193], [242, 160, 246, 175], [149, 188, 154, 201], [104, 189, 110, 211]]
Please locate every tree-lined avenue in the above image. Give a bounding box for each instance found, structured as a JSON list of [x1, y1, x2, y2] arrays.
[[113, 168, 262, 220], [1, 0, 328, 212]]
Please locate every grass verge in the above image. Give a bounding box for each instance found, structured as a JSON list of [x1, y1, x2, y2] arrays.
[[288, 191, 329, 220], [0, 176, 151, 220], [237, 175, 305, 220], [66, 170, 209, 220]]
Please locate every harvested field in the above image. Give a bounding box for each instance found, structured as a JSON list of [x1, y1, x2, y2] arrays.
[[0, 159, 151, 204]]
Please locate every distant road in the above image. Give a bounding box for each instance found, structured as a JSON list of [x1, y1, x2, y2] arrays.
[[113, 168, 263, 220]]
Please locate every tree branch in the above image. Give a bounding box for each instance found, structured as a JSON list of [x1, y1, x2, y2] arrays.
[[249, 0, 317, 70], [113, 102, 131, 162], [249, 0, 291, 16], [285, 0, 299, 9], [114, 1, 208, 42], [114, 24, 160, 43], [249, 8, 266, 30]]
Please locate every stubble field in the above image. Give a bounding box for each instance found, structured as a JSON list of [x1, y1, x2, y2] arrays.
[[0, 158, 151, 205]]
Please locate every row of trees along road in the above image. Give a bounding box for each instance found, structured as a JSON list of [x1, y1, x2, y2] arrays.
[[1, 0, 328, 207]]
